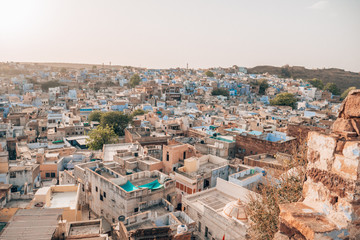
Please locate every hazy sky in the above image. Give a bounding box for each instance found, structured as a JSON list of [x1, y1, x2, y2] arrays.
[[0, 0, 359, 71]]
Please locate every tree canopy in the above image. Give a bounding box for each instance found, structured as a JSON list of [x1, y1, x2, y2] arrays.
[[86, 125, 117, 150], [205, 70, 214, 78], [280, 67, 291, 78], [131, 109, 146, 117], [211, 88, 229, 97], [258, 80, 269, 95], [270, 93, 297, 108], [100, 111, 132, 136], [341, 86, 356, 100], [324, 82, 341, 95], [41, 80, 65, 91], [308, 78, 324, 90], [129, 74, 141, 88], [88, 111, 103, 122]]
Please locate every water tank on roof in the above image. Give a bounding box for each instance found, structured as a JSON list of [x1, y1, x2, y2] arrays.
[[177, 224, 188, 234]]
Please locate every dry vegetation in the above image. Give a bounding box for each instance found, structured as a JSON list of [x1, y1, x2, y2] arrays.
[[245, 139, 308, 240]]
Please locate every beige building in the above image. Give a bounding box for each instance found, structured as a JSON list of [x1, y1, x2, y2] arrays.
[[32, 184, 81, 222], [162, 140, 197, 174], [72, 161, 177, 224], [172, 155, 229, 196]]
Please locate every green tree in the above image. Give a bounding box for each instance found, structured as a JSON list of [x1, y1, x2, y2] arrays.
[[88, 111, 103, 122], [280, 67, 291, 78], [324, 82, 341, 95], [211, 88, 229, 97], [86, 125, 117, 150], [341, 86, 356, 100], [270, 93, 297, 108], [100, 111, 132, 136], [308, 78, 324, 90], [205, 70, 214, 78], [131, 109, 146, 117], [41, 80, 65, 91], [258, 80, 269, 95], [129, 74, 141, 88]]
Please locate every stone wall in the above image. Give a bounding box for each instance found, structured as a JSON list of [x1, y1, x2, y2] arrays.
[[236, 134, 296, 159], [276, 90, 360, 240]]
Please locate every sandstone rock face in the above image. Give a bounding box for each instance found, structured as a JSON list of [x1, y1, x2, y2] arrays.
[[307, 132, 336, 171], [332, 118, 355, 133], [338, 90, 360, 118], [277, 91, 360, 240]]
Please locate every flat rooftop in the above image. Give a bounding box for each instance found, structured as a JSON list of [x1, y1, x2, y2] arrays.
[[186, 189, 236, 213], [246, 154, 282, 166], [4, 199, 32, 208], [131, 176, 158, 186], [141, 204, 170, 217], [97, 169, 116, 179], [68, 222, 100, 236], [180, 161, 226, 178], [49, 191, 77, 209], [126, 219, 154, 231], [103, 143, 136, 162], [237, 172, 259, 181]]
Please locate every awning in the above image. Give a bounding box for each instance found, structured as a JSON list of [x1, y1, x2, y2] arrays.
[[138, 179, 163, 190], [120, 181, 138, 192]]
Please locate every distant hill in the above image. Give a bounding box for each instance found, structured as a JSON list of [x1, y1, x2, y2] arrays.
[[247, 65, 360, 92]]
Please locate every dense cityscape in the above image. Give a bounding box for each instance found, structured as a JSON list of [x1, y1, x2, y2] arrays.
[[1, 0, 360, 239], [0, 61, 359, 240]]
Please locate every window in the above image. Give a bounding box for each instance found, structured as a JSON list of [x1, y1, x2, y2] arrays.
[[51, 173, 55, 178], [46, 173, 50, 178], [198, 222, 201, 232], [100, 195, 103, 201], [205, 227, 208, 237], [183, 151, 186, 160], [103, 192, 106, 198], [166, 152, 169, 161], [96, 186, 98, 192], [134, 207, 138, 212], [10, 172, 16, 178]]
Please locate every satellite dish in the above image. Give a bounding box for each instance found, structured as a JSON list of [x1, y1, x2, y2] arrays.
[[52, 178, 57, 185], [118, 215, 125, 222]]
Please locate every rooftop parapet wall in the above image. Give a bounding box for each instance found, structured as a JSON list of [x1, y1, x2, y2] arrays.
[[277, 90, 360, 240]]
